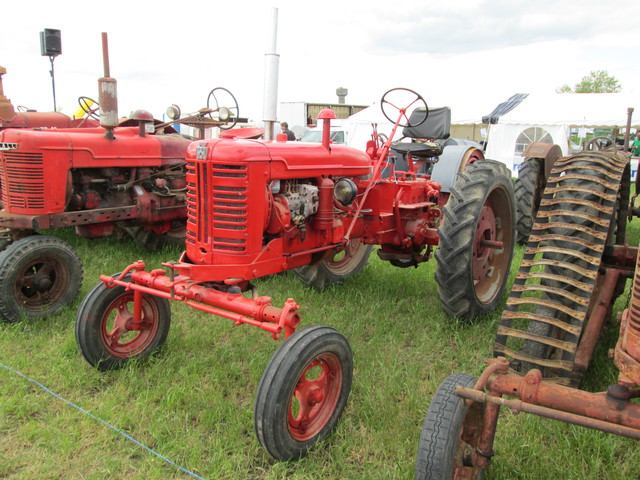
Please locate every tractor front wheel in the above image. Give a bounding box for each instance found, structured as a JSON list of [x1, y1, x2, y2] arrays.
[[294, 242, 373, 289], [415, 373, 485, 480], [435, 160, 515, 320], [254, 326, 353, 460], [75, 275, 171, 370], [0, 235, 83, 322]]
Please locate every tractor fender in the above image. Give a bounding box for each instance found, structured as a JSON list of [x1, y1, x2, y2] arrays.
[[431, 140, 484, 192], [521, 142, 562, 180]]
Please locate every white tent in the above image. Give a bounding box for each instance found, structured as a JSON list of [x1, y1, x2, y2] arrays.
[[484, 92, 640, 175]]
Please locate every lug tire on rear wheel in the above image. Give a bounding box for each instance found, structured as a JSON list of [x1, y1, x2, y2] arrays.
[[514, 157, 544, 244], [0, 235, 83, 323], [75, 274, 171, 371], [415, 373, 484, 480], [294, 242, 373, 289], [254, 326, 353, 460], [435, 160, 515, 320]]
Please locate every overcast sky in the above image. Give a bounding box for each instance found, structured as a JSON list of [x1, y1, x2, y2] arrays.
[[3, 0, 640, 124]]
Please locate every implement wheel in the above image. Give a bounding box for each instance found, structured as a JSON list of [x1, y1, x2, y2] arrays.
[[294, 242, 373, 289], [254, 326, 353, 460], [75, 275, 171, 371], [415, 373, 484, 480], [0, 235, 83, 322], [436, 160, 515, 320]]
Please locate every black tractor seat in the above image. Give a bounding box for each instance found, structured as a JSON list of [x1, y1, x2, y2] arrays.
[[391, 140, 444, 159]]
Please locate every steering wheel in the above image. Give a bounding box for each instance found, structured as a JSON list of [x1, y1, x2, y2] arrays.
[[380, 88, 428, 128], [77, 96, 100, 119], [206, 87, 239, 130], [584, 135, 614, 151]]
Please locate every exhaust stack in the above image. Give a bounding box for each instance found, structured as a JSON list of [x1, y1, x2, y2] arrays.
[[262, 8, 279, 141], [98, 32, 118, 138]]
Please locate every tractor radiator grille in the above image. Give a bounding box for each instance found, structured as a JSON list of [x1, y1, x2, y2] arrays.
[[0, 152, 46, 209], [186, 161, 248, 252]]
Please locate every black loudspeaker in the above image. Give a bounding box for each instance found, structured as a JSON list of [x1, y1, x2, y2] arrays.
[[40, 29, 61, 57]]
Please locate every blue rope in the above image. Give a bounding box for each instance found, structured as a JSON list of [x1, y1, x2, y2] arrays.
[[0, 362, 207, 480]]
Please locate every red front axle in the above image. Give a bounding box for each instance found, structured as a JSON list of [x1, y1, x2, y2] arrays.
[[100, 260, 301, 340]]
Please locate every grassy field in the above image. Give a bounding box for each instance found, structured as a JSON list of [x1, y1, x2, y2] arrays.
[[1, 226, 640, 479]]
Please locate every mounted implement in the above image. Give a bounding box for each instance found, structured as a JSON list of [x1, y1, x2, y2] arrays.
[[415, 140, 640, 478], [75, 88, 516, 460]]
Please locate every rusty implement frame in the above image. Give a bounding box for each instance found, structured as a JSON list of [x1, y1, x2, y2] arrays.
[[454, 240, 640, 472], [452, 356, 640, 472]]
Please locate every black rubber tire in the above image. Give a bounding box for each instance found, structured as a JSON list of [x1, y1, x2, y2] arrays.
[[415, 373, 484, 480], [435, 160, 516, 320], [514, 157, 544, 244], [0, 235, 83, 323], [294, 242, 373, 289], [254, 325, 353, 460], [75, 274, 171, 371]]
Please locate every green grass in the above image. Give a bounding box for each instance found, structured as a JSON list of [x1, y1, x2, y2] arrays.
[[1, 226, 640, 479]]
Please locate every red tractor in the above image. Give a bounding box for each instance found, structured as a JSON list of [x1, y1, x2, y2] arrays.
[[414, 145, 640, 479], [74, 88, 516, 460], [0, 54, 241, 323], [0, 66, 99, 130]]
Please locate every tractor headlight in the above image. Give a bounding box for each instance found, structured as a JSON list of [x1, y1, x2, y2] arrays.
[[218, 106, 231, 122], [334, 178, 357, 206], [166, 104, 181, 120]]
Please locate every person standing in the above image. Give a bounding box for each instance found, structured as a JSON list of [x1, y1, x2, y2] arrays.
[[632, 131, 640, 156], [280, 122, 296, 141]]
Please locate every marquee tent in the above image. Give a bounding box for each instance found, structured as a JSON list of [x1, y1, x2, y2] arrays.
[[483, 92, 640, 174]]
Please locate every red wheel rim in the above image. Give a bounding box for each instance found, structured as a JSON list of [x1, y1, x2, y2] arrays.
[[287, 352, 342, 441], [472, 186, 513, 304], [453, 400, 484, 478], [99, 292, 160, 358], [323, 243, 363, 274]]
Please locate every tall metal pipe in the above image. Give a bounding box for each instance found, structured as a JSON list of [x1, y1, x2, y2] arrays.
[[262, 8, 279, 141], [98, 32, 118, 137]]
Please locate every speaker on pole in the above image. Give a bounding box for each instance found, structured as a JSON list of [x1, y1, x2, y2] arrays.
[[40, 29, 62, 57]]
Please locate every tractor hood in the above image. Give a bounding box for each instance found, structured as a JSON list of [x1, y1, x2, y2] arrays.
[[186, 137, 372, 179]]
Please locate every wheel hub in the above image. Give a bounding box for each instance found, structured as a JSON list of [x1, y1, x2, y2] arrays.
[[473, 205, 497, 280], [33, 273, 53, 292]]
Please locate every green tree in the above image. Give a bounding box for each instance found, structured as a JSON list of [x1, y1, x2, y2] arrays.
[[556, 70, 622, 93]]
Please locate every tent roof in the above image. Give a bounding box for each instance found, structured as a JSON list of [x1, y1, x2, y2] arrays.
[[486, 92, 640, 128]]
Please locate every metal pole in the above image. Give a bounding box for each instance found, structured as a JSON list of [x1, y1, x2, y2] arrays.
[[49, 56, 57, 111], [262, 8, 279, 141]]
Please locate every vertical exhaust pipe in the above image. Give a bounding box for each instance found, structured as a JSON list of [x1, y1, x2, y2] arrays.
[[98, 32, 118, 139], [262, 8, 279, 141]]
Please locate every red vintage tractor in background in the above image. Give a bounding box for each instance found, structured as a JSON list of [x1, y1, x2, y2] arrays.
[[74, 88, 516, 460], [414, 142, 640, 479], [0, 35, 242, 323], [0, 66, 100, 130]]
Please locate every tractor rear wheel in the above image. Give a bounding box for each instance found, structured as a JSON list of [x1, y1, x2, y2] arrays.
[[415, 373, 484, 480], [254, 326, 353, 460], [294, 242, 373, 289], [75, 274, 171, 370], [514, 157, 544, 244], [435, 160, 515, 320], [0, 235, 83, 322]]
